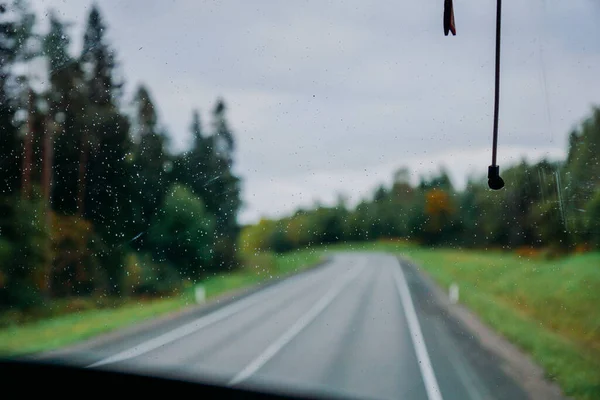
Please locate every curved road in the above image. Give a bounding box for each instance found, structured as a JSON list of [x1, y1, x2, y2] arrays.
[[49, 253, 531, 400]]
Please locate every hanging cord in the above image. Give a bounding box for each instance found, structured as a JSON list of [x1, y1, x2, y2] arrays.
[[488, 0, 505, 190]]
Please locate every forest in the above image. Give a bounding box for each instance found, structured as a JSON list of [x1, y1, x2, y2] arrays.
[[0, 2, 242, 308], [242, 107, 600, 256], [2, 1, 599, 313]]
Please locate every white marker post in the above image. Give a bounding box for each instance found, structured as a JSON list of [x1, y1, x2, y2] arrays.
[[195, 285, 206, 304], [449, 283, 459, 304]]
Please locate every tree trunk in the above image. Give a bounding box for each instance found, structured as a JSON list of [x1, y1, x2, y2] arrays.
[[76, 128, 90, 287], [41, 116, 55, 202], [41, 116, 56, 297], [21, 89, 34, 199], [77, 129, 89, 216]]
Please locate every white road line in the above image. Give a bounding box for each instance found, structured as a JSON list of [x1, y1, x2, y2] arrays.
[[88, 296, 263, 368], [228, 262, 366, 386], [87, 269, 325, 368], [392, 259, 444, 400]]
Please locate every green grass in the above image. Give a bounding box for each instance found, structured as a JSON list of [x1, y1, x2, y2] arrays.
[[0, 296, 191, 356], [400, 247, 600, 400], [0, 249, 324, 356]]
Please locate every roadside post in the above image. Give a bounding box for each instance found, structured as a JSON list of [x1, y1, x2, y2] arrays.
[[195, 285, 206, 304], [449, 283, 459, 304]]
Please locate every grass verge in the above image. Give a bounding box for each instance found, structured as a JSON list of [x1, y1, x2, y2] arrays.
[[401, 247, 600, 400], [0, 249, 324, 356]]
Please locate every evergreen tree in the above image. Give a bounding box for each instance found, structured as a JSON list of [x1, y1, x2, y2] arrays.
[[212, 99, 235, 165], [174, 105, 241, 270], [0, 0, 36, 196], [562, 107, 600, 243], [81, 5, 120, 107], [131, 85, 169, 234], [43, 11, 86, 214], [0, 5, 21, 195], [173, 109, 213, 205], [79, 5, 132, 292], [207, 100, 241, 269]]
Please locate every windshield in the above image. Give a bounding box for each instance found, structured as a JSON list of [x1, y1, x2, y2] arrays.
[[1, 1, 599, 399]]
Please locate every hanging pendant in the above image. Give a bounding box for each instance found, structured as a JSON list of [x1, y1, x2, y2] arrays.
[[444, 0, 456, 36]]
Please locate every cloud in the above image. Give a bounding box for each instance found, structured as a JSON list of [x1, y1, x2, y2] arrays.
[[31, 0, 600, 224]]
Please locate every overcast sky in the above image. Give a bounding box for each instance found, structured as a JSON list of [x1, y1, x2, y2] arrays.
[[31, 0, 600, 223]]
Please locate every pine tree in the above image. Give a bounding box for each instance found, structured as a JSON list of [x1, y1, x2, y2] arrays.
[[174, 109, 213, 204], [174, 104, 241, 270], [190, 109, 204, 145], [78, 5, 132, 293], [211, 98, 235, 165], [0, 0, 36, 196], [44, 11, 87, 214], [81, 5, 120, 107], [131, 85, 169, 233], [207, 99, 241, 269]]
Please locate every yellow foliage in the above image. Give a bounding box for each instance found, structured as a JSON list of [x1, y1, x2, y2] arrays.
[[286, 216, 310, 247], [574, 243, 591, 254], [424, 189, 455, 231], [424, 189, 453, 216], [123, 253, 143, 294], [514, 246, 542, 259], [239, 218, 276, 255]]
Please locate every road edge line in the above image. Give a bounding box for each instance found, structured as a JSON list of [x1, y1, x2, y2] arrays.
[[397, 256, 567, 400], [392, 259, 443, 400]]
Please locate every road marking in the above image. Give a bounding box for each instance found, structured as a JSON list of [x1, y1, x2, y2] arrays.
[[228, 262, 366, 386], [393, 260, 444, 400], [87, 269, 323, 368]]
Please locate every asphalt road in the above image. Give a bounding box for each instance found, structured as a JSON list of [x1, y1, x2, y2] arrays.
[[47, 253, 532, 400]]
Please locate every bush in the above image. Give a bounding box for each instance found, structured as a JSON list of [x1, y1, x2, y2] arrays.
[[586, 190, 600, 249], [0, 196, 49, 309], [50, 213, 98, 296], [241, 252, 276, 275], [239, 219, 277, 255], [148, 185, 216, 279], [124, 252, 181, 296], [0, 239, 14, 290]]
